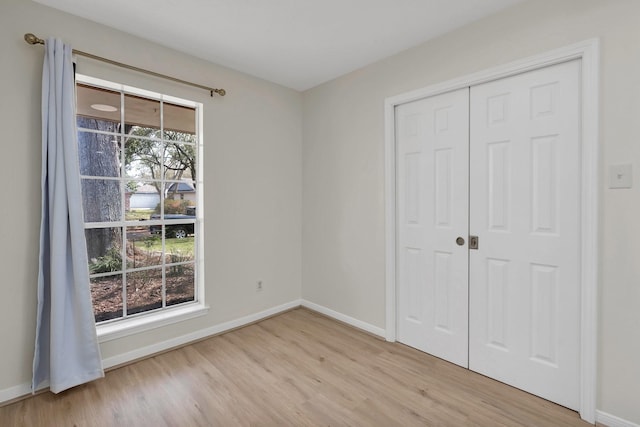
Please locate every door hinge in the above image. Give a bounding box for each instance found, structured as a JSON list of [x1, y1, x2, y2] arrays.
[[469, 235, 479, 250]]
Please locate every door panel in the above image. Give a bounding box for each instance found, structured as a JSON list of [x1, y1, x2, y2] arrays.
[[396, 88, 469, 368], [468, 60, 581, 410]]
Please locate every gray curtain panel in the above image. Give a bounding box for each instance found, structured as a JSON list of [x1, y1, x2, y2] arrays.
[[32, 37, 104, 393]]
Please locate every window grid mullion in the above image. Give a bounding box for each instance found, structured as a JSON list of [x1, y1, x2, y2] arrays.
[[160, 98, 167, 309], [120, 90, 128, 320]]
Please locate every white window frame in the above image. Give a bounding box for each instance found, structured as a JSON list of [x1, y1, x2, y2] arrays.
[[76, 74, 208, 342]]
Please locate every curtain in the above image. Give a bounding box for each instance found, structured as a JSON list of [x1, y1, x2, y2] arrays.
[[32, 38, 104, 393]]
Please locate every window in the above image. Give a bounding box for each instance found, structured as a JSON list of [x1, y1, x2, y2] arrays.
[[76, 75, 205, 332]]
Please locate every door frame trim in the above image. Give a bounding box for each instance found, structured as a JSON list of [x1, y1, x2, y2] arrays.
[[383, 39, 599, 423]]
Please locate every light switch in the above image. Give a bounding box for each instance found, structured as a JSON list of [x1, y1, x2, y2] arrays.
[[609, 164, 633, 189]]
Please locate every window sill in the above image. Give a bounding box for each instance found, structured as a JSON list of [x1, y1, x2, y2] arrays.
[[97, 303, 209, 343]]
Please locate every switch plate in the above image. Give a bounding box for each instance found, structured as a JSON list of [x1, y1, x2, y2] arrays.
[[609, 164, 632, 189]]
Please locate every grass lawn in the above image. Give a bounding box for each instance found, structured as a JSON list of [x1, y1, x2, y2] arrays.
[[126, 209, 154, 221], [136, 236, 195, 257]]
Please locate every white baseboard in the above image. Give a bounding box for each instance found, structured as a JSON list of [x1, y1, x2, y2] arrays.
[[0, 299, 301, 406], [597, 410, 640, 427], [300, 299, 386, 338], [102, 299, 302, 369], [0, 383, 32, 406]]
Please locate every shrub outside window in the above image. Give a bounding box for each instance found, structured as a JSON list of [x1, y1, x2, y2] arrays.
[[76, 75, 203, 324]]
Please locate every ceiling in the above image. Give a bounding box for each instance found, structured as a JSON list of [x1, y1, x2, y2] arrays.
[[34, 0, 523, 91], [76, 84, 196, 134]]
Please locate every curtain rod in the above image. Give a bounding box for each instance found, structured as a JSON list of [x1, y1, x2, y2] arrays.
[[24, 33, 226, 97]]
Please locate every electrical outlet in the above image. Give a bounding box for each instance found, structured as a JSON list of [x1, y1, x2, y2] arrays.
[[256, 280, 263, 292], [609, 164, 633, 189]]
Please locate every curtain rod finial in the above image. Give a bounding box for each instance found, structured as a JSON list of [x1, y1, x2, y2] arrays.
[[25, 33, 44, 45], [210, 88, 226, 97]]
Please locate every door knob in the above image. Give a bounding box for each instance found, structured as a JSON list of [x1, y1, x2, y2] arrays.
[[456, 237, 465, 246]]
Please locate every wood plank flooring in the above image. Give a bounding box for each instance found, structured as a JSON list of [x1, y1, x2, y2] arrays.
[[0, 308, 592, 426]]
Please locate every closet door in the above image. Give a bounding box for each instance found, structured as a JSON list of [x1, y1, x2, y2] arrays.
[[468, 60, 581, 410], [396, 88, 469, 368]]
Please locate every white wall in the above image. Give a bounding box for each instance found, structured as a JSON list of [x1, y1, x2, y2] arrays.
[[0, 0, 301, 397], [302, 0, 640, 423]]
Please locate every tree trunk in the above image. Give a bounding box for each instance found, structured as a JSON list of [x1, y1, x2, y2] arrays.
[[77, 117, 122, 260]]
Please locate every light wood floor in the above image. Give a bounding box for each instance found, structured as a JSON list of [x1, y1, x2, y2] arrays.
[[1, 308, 593, 426]]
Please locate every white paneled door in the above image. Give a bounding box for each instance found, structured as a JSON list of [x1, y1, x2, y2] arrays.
[[469, 60, 581, 410], [396, 88, 470, 368], [397, 60, 581, 410]]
